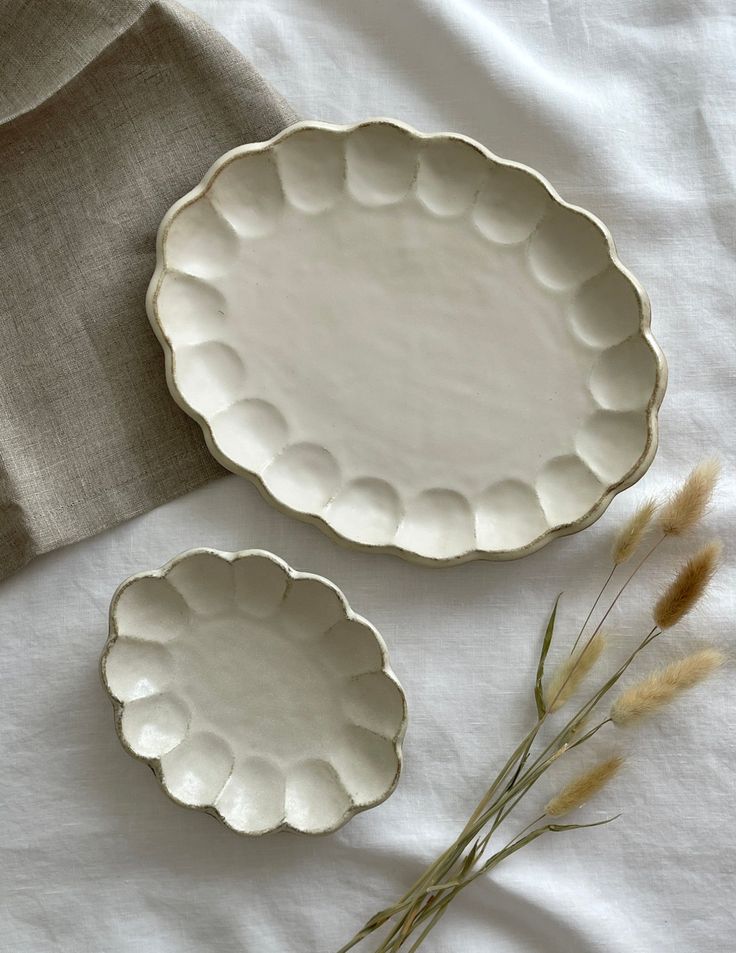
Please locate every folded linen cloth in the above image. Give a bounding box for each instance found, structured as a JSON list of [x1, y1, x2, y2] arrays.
[[0, 0, 297, 580]]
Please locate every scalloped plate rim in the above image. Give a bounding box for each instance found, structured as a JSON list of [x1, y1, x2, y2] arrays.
[[146, 118, 668, 566], [101, 546, 407, 835]]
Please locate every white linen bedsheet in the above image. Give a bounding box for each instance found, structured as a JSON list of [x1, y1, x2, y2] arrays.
[[2, 1, 735, 950]]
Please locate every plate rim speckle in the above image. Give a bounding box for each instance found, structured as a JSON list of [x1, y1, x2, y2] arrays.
[[146, 118, 667, 565]]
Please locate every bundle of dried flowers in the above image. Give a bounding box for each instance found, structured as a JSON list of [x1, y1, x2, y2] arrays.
[[337, 460, 725, 953]]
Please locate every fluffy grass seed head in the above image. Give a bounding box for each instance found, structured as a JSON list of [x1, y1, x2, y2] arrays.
[[610, 648, 725, 726], [659, 459, 720, 537], [653, 540, 722, 629], [613, 498, 658, 565], [545, 756, 624, 818], [545, 632, 606, 713]]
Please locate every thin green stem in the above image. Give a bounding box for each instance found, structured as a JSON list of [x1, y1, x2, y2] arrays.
[[437, 816, 619, 900], [550, 540, 662, 714], [494, 719, 612, 832], [570, 564, 616, 655], [395, 724, 548, 916], [402, 893, 456, 952], [351, 707, 629, 953], [381, 825, 554, 952], [499, 723, 542, 805], [462, 723, 541, 832], [585, 536, 664, 646], [567, 717, 612, 750], [538, 537, 664, 758], [521, 627, 660, 782], [376, 721, 545, 939], [391, 747, 565, 942]]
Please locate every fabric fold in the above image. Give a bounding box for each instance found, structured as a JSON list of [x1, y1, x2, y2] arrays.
[[0, 0, 298, 579]]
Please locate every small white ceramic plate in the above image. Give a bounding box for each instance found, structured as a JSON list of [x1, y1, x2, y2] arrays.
[[101, 549, 406, 835], [147, 120, 666, 564]]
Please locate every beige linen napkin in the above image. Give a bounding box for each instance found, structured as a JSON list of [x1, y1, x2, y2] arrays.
[[0, 0, 297, 580]]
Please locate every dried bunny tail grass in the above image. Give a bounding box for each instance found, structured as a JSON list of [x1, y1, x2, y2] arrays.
[[610, 648, 726, 726], [613, 498, 658, 564], [545, 632, 606, 712], [659, 459, 720, 536], [545, 756, 623, 818], [653, 539, 722, 629]]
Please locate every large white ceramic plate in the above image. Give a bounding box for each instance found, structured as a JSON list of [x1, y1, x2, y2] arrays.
[[147, 120, 666, 564], [101, 549, 406, 835]]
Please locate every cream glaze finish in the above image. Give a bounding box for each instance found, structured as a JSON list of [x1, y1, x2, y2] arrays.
[[148, 120, 666, 563], [102, 549, 406, 835]]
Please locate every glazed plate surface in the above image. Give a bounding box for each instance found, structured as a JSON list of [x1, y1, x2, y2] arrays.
[[147, 120, 666, 563], [102, 549, 406, 835]]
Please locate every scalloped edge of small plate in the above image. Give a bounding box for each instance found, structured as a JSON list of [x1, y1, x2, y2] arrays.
[[101, 547, 407, 835]]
